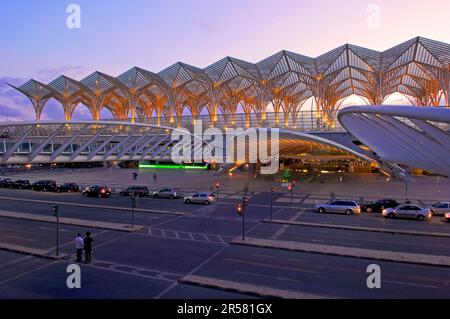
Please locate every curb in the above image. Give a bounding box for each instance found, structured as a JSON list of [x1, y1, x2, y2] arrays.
[[178, 275, 330, 299], [0, 210, 145, 232], [263, 219, 450, 238], [0, 243, 68, 260]]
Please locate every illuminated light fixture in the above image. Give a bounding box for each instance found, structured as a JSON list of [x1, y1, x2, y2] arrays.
[[139, 164, 207, 170]]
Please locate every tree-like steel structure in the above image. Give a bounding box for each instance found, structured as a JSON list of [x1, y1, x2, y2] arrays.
[[7, 37, 450, 127]]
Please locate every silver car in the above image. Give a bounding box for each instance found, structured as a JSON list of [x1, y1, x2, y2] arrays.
[[428, 202, 450, 216], [382, 204, 432, 221], [152, 187, 180, 199], [315, 200, 361, 215], [184, 192, 216, 205]]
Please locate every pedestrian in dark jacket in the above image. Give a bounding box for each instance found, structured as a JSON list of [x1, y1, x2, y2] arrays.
[[84, 231, 93, 264]]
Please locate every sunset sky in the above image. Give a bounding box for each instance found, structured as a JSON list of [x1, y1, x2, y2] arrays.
[[1, 0, 449, 120]]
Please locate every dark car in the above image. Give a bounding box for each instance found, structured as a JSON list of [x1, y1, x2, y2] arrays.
[[82, 185, 112, 198], [31, 180, 57, 192], [120, 186, 149, 197], [0, 178, 13, 188], [56, 183, 79, 193], [11, 180, 31, 189], [361, 199, 399, 213]]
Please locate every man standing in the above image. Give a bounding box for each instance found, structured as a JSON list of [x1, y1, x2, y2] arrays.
[[84, 231, 93, 264], [74, 233, 84, 263]]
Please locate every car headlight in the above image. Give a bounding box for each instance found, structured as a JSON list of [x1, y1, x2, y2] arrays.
[[445, 213, 450, 218], [382, 209, 387, 214]]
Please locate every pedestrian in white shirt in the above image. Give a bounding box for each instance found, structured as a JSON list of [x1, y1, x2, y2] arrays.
[[74, 234, 84, 263]]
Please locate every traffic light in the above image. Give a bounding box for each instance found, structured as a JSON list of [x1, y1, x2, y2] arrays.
[[236, 202, 243, 215], [288, 183, 293, 192], [271, 186, 276, 194], [243, 196, 249, 208], [215, 181, 220, 189], [52, 205, 59, 217]]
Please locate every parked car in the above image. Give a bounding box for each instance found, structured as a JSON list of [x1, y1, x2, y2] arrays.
[[82, 185, 112, 198], [11, 180, 31, 189], [428, 202, 450, 216], [382, 204, 432, 221], [0, 178, 13, 188], [31, 180, 57, 192], [444, 213, 450, 223], [316, 200, 361, 215], [184, 192, 216, 205], [361, 199, 399, 213], [152, 188, 180, 199], [56, 183, 79, 193], [120, 186, 149, 197]]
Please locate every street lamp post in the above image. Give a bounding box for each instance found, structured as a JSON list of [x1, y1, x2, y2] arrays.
[[270, 186, 275, 221], [405, 180, 409, 203], [131, 192, 137, 228]]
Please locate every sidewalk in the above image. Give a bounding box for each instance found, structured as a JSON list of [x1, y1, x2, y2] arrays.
[[0, 210, 144, 232], [231, 237, 450, 268], [0, 242, 67, 260]]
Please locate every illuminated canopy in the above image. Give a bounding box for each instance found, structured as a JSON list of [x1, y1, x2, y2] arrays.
[[7, 37, 450, 125]]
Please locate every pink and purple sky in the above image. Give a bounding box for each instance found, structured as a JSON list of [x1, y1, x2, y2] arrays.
[[1, 0, 449, 121]]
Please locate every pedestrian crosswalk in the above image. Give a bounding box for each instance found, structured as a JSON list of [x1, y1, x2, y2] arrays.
[[146, 227, 232, 244], [87, 259, 183, 282]]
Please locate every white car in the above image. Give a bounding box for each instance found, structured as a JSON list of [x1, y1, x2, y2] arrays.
[[315, 200, 361, 215], [382, 204, 432, 221], [428, 202, 450, 216], [184, 192, 216, 205]]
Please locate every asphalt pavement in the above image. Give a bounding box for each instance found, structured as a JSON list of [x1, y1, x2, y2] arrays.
[[1, 187, 450, 299]]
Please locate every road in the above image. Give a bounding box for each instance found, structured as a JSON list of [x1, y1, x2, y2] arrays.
[[1, 187, 450, 298]]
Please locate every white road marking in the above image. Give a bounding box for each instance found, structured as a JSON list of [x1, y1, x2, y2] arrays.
[[384, 280, 438, 289]]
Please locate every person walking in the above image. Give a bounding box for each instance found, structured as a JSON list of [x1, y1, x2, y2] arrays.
[[74, 233, 84, 263], [153, 174, 157, 183], [84, 231, 94, 264]]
